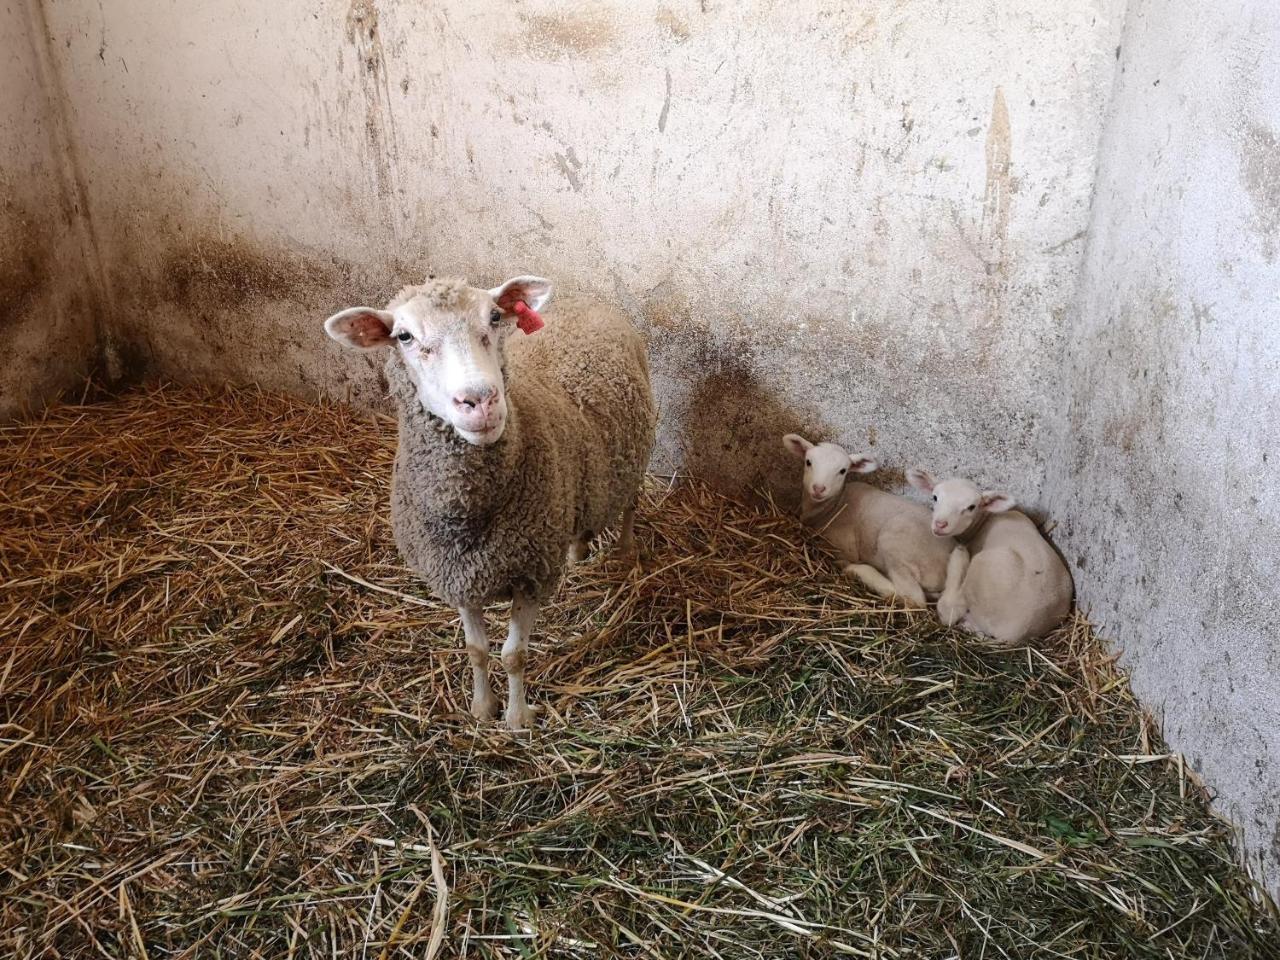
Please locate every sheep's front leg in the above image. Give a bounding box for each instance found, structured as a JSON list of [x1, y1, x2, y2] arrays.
[[502, 593, 540, 731], [937, 546, 970, 626], [459, 607, 499, 721]]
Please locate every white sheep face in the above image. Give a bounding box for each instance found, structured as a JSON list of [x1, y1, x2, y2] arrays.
[[906, 469, 1015, 537], [324, 276, 551, 446], [782, 433, 876, 504]]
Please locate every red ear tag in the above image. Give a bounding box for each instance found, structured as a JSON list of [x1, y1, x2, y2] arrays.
[[512, 300, 544, 335]]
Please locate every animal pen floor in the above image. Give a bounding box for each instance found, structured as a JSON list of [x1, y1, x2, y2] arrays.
[[1, 386, 1277, 960]]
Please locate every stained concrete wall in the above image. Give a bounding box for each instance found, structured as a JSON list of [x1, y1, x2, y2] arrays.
[[1048, 0, 1280, 894], [0, 0, 98, 418], [40, 0, 1124, 504]]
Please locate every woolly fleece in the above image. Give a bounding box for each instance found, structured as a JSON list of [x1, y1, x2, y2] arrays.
[[385, 285, 656, 608]]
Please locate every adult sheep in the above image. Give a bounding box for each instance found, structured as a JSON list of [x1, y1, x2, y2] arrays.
[[324, 275, 656, 730]]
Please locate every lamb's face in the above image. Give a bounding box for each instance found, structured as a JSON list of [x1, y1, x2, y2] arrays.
[[324, 275, 551, 447], [391, 292, 513, 445], [906, 470, 1015, 537], [782, 433, 876, 504]]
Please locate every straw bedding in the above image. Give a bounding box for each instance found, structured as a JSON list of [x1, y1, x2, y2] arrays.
[[1, 384, 1277, 959]]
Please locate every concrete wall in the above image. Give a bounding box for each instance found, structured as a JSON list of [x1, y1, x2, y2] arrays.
[[0, 0, 98, 418], [40, 0, 1124, 504], [1048, 0, 1280, 893]]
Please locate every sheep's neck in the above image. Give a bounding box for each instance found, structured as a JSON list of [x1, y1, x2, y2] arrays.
[[388, 357, 527, 521], [800, 488, 848, 528], [953, 510, 993, 546]]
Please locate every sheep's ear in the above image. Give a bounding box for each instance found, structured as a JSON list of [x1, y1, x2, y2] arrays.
[[490, 275, 552, 312], [782, 434, 812, 458], [849, 455, 878, 474], [906, 468, 936, 493], [325, 307, 396, 350], [981, 490, 1016, 513]]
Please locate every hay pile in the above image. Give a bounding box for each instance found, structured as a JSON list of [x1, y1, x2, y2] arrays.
[[1, 384, 1276, 959]]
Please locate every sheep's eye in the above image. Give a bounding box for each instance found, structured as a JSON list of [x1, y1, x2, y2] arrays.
[[489, 308, 502, 325], [839, 468, 847, 475], [395, 330, 412, 343], [967, 504, 976, 512], [805, 459, 811, 467], [932, 495, 937, 502]]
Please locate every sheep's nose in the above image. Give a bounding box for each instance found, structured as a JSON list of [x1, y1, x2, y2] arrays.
[[453, 388, 495, 412], [812, 484, 827, 497], [934, 520, 949, 533]]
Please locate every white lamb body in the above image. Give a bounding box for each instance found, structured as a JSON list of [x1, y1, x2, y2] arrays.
[[908, 471, 1073, 646], [784, 434, 953, 608]]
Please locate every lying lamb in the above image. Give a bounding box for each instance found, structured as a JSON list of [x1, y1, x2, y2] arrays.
[[783, 434, 953, 608], [906, 470, 1073, 646], [325, 275, 656, 730]]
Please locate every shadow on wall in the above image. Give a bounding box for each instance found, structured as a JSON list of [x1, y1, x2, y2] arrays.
[[658, 327, 823, 514]]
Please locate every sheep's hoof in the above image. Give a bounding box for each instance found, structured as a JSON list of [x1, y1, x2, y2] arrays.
[[505, 702, 535, 732], [937, 592, 965, 626], [471, 691, 500, 722]]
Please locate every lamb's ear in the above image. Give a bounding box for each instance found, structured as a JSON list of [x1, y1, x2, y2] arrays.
[[782, 433, 812, 458], [325, 307, 396, 350], [849, 455, 878, 474], [981, 490, 1016, 513], [906, 468, 936, 493], [490, 275, 552, 312]]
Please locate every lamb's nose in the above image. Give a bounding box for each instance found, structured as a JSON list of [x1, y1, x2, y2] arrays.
[[934, 521, 949, 533], [812, 484, 826, 497]]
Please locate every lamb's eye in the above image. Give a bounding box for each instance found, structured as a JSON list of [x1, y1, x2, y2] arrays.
[[967, 504, 976, 512], [489, 308, 502, 325], [839, 468, 847, 475], [932, 495, 937, 502], [395, 330, 412, 343], [805, 459, 811, 467]]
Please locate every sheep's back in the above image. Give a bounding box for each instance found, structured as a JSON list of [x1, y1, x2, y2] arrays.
[[509, 296, 656, 534]]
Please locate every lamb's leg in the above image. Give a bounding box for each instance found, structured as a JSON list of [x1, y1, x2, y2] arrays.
[[502, 592, 540, 731], [844, 563, 897, 598], [886, 563, 928, 610], [937, 546, 970, 626], [458, 607, 498, 721]]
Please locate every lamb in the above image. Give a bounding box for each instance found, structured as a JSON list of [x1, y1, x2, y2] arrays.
[[783, 434, 954, 608], [324, 275, 656, 730], [906, 470, 1073, 646]]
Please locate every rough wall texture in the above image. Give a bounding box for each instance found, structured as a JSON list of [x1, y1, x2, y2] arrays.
[[0, 0, 97, 418], [1047, 0, 1280, 893], [41, 0, 1124, 506]]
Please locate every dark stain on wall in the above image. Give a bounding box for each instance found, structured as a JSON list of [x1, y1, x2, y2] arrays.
[[108, 223, 394, 395], [0, 196, 50, 332], [514, 8, 618, 61], [1240, 122, 1280, 261]]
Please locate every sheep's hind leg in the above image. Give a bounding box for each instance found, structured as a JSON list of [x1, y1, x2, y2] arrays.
[[844, 563, 897, 599], [459, 607, 498, 721], [886, 563, 928, 610], [502, 592, 540, 731], [618, 502, 636, 554], [568, 531, 592, 563]]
